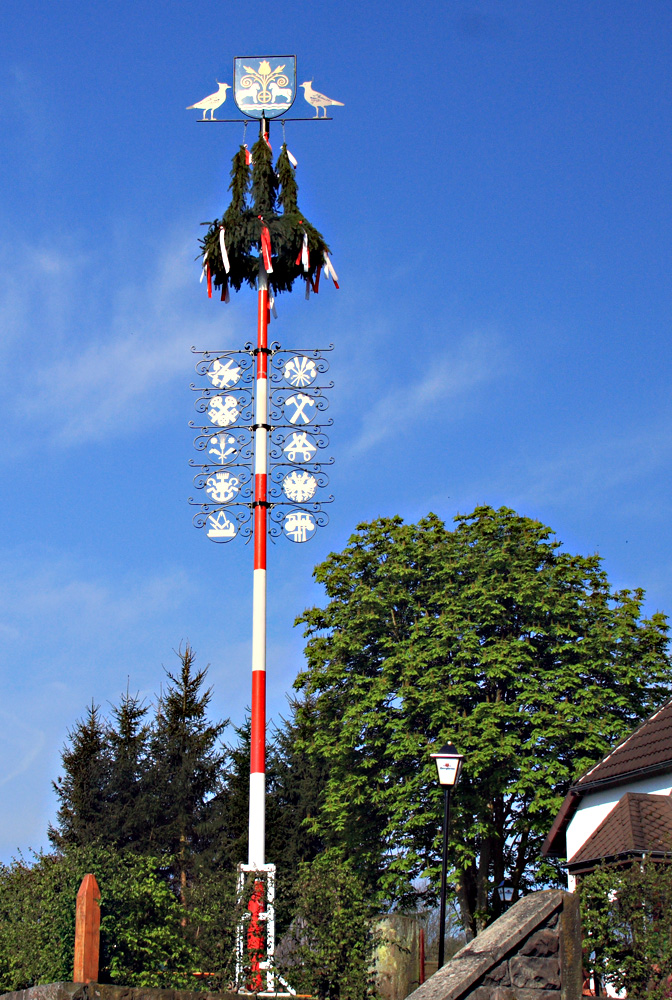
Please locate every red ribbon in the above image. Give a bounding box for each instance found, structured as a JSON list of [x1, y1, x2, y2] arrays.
[[207, 262, 212, 298], [311, 266, 321, 294], [259, 218, 273, 273], [296, 225, 309, 271]]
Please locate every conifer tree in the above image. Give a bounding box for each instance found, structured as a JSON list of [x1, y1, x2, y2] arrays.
[[201, 718, 251, 873], [270, 697, 327, 876], [49, 703, 110, 849], [276, 146, 298, 214], [105, 688, 152, 850], [250, 134, 277, 218], [149, 646, 227, 901], [201, 709, 326, 930], [268, 698, 329, 930]]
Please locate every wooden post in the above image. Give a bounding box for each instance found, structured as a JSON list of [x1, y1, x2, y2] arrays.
[[73, 873, 101, 983]]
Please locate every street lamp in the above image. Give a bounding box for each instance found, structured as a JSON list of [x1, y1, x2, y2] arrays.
[[496, 881, 514, 908], [430, 742, 464, 969]]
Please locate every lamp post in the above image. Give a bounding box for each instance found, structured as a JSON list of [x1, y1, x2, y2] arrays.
[[430, 742, 464, 969], [496, 881, 514, 909]]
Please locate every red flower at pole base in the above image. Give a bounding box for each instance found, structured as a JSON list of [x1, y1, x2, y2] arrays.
[[247, 880, 265, 992]]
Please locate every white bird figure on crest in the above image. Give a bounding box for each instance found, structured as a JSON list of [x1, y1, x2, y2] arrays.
[[300, 81, 344, 118], [187, 81, 230, 120]]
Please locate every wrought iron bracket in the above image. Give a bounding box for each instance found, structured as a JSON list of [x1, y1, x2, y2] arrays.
[[191, 342, 334, 543]]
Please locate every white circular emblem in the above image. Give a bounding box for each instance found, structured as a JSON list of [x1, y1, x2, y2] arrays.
[[206, 511, 237, 542], [207, 358, 241, 389], [205, 472, 240, 504], [282, 470, 317, 502], [283, 510, 316, 543], [208, 395, 239, 427], [284, 355, 317, 387]]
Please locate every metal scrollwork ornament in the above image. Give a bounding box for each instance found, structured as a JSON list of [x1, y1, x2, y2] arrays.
[[191, 344, 334, 543]]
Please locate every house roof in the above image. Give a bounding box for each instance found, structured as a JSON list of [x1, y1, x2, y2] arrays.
[[567, 792, 672, 873], [576, 700, 672, 790], [542, 698, 672, 859]]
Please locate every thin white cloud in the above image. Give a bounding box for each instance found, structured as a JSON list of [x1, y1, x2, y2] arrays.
[[0, 713, 46, 789], [0, 231, 239, 447], [508, 420, 672, 511], [349, 330, 505, 453], [0, 556, 189, 655]]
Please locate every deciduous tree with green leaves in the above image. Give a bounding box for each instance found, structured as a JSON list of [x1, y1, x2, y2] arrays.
[[293, 506, 671, 936]]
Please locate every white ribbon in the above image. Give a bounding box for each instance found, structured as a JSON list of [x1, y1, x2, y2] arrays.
[[200, 251, 208, 283], [301, 231, 309, 272], [287, 148, 298, 168], [219, 227, 230, 274], [323, 253, 339, 286]]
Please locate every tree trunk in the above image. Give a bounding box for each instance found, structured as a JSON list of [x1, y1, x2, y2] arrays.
[[180, 830, 188, 925], [475, 833, 492, 933], [457, 868, 476, 940]]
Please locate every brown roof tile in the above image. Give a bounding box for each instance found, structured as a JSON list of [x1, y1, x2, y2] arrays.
[[577, 699, 672, 788], [567, 792, 672, 871]]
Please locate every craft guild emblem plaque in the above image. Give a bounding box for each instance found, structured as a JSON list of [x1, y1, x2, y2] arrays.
[[233, 55, 296, 119]]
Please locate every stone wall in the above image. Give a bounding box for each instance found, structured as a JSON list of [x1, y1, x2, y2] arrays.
[[0, 984, 239, 1000], [404, 890, 581, 1000]]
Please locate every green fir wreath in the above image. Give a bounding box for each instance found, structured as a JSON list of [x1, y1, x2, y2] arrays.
[[199, 134, 331, 296]]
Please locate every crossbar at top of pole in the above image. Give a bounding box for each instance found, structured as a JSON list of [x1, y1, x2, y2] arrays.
[[196, 116, 333, 122]]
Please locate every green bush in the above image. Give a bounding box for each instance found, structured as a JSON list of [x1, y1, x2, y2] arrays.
[[0, 846, 204, 991], [579, 857, 672, 999], [281, 851, 380, 1000]]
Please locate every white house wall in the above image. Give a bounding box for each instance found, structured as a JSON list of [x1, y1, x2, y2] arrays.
[[565, 774, 672, 891]]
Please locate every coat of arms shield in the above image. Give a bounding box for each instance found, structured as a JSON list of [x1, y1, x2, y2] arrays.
[[233, 55, 297, 119]]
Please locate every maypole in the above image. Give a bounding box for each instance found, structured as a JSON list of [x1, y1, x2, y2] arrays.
[[187, 57, 343, 994], [251, 233, 269, 871]]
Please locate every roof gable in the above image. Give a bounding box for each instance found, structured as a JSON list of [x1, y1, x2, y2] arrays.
[[567, 792, 672, 872], [543, 698, 672, 859], [577, 699, 672, 789]]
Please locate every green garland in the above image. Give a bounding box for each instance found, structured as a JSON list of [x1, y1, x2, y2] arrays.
[[199, 136, 331, 296]]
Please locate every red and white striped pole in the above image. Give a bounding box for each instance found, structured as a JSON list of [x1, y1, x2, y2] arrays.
[[249, 254, 268, 869]]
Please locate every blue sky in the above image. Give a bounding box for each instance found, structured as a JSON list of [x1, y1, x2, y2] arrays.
[[1, 0, 671, 861]]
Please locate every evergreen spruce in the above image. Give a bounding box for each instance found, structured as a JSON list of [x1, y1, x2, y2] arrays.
[[251, 135, 277, 217], [268, 698, 329, 931], [276, 146, 298, 214], [149, 645, 227, 901], [202, 717, 251, 872], [224, 146, 250, 218], [105, 688, 152, 851], [272, 699, 327, 874], [49, 703, 110, 849]]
